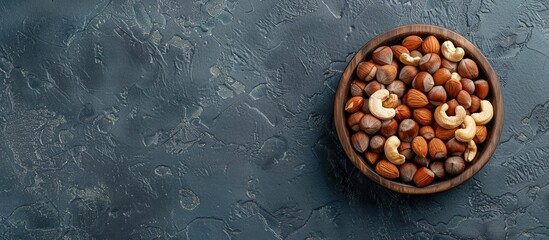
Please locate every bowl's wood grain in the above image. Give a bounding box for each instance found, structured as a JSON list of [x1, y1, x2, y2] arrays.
[[334, 24, 504, 194]]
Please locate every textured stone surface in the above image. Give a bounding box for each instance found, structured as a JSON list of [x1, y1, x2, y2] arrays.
[[0, 0, 548, 239]]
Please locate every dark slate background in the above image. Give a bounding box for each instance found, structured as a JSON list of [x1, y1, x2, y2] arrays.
[[0, 0, 548, 239]]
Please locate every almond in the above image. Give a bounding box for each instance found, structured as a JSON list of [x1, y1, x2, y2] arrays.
[[375, 160, 400, 179], [474, 125, 488, 144], [345, 96, 364, 113], [412, 136, 428, 158], [406, 89, 429, 108], [421, 35, 440, 54], [428, 138, 447, 159], [402, 35, 423, 51], [413, 108, 433, 126], [435, 126, 457, 141], [413, 167, 435, 187], [390, 45, 410, 59]]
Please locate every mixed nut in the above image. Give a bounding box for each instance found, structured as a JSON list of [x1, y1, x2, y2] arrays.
[[345, 34, 494, 187]]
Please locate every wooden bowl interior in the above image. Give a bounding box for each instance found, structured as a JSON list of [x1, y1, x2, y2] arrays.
[[334, 24, 504, 194]]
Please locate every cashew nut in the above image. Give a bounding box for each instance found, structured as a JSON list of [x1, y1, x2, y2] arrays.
[[471, 100, 494, 125], [464, 140, 477, 162], [384, 136, 406, 165], [441, 41, 465, 62], [368, 89, 396, 120], [455, 115, 477, 142], [399, 53, 421, 66], [434, 103, 466, 129], [382, 93, 399, 108]]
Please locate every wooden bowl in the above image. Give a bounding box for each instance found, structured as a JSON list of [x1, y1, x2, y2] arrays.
[[333, 24, 504, 194]]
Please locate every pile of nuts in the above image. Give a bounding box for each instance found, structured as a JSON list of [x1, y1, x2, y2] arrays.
[[345, 35, 493, 187]]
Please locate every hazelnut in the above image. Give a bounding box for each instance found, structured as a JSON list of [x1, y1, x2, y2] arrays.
[[376, 65, 398, 85], [428, 138, 447, 159], [399, 163, 417, 183], [402, 35, 423, 50], [398, 119, 419, 142], [444, 79, 462, 98], [399, 66, 419, 85], [457, 90, 472, 109], [365, 81, 384, 97], [458, 58, 479, 79], [446, 137, 466, 156], [356, 61, 377, 81], [430, 161, 446, 179], [369, 135, 386, 153], [441, 58, 458, 72], [412, 136, 428, 158], [350, 80, 366, 96], [413, 108, 433, 126], [419, 126, 435, 141], [445, 156, 465, 175], [390, 45, 410, 59], [387, 80, 407, 98], [345, 96, 364, 113], [410, 50, 423, 58], [364, 151, 379, 165], [372, 46, 393, 65], [427, 86, 447, 106], [460, 78, 475, 94], [474, 80, 489, 99], [469, 95, 481, 113], [395, 105, 412, 122], [380, 119, 398, 137], [419, 53, 441, 74], [398, 142, 415, 160], [421, 35, 440, 54], [347, 112, 365, 131], [359, 114, 382, 134], [352, 132, 370, 153], [413, 156, 430, 167], [412, 72, 435, 92], [361, 98, 370, 114], [446, 99, 459, 116], [432, 68, 451, 85], [413, 167, 435, 187]]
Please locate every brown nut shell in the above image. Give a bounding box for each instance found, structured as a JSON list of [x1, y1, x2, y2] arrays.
[[398, 119, 419, 143], [413, 167, 435, 187], [458, 58, 479, 79]]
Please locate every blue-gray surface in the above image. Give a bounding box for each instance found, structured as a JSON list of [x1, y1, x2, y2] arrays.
[[0, 0, 549, 239]]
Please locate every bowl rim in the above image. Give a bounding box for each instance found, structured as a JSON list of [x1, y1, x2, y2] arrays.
[[333, 24, 504, 194]]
